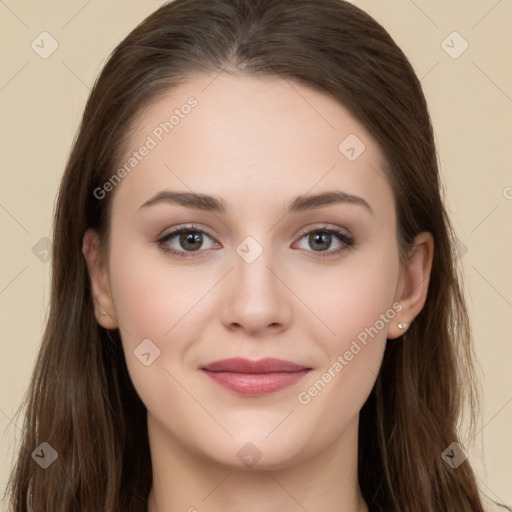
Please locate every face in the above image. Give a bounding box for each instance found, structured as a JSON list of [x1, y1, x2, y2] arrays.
[[85, 72, 421, 470]]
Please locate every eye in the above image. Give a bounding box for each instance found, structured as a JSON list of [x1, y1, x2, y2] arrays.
[[156, 224, 355, 259], [294, 225, 355, 258], [157, 224, 219, 258]]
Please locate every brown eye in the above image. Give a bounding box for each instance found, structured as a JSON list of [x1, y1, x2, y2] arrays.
[[294, 226, 355, 258], [308, 231, 332, 252], [179, 231, 204, 251], [157, 226, 218, 257]]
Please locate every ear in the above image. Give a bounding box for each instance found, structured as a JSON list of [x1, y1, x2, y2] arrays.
[[82, 228, 118, 329], [388, 231, 434, 340]]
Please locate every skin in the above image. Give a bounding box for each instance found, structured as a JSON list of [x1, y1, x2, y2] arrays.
[[83, 72, 434, 512]]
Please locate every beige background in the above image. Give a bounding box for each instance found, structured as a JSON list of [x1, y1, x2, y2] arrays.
[[0, 1, 510, 510]]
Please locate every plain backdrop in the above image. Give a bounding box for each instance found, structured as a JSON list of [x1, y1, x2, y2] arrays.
[[1, 1, 511, 510]]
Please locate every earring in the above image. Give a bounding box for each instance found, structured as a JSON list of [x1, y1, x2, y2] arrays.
[[397, 322, 408, 329], [101, 311, 110, 317]]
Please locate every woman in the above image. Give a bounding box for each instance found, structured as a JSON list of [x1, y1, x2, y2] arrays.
[[6, 0, 504, 510]]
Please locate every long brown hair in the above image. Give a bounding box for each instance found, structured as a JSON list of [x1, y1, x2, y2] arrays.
[[6, 0, 503, 510]]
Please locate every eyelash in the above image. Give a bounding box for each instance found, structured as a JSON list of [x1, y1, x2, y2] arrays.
[[156, 224, 356, 259]]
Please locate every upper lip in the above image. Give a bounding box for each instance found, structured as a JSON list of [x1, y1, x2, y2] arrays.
[[201, 357, 310, 374]]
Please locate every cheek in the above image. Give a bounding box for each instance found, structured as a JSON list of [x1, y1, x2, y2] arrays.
[[304, 244, 400, 349], [296, 243, 399, 404], [108, 239, 207, 340], [107, 243, 203, 408], [107, 237, 230, 389]]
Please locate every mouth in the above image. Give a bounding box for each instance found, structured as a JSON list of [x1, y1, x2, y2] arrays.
[[200, 357, 312, 397]]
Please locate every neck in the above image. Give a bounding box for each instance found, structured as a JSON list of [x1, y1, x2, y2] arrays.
[[146, 414, 368, 512]]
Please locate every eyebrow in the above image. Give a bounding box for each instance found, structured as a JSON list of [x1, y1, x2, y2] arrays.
[[139, 190, 373, 215]]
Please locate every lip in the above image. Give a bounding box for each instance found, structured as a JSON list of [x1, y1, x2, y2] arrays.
[[201, 357, 312, 397]]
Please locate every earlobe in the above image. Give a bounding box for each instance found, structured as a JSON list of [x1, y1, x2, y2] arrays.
[[388, 231, 434, 340], [82, 229, 118, 329]]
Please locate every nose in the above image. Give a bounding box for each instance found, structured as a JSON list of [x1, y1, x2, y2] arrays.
[[218, 242, 292, 337]]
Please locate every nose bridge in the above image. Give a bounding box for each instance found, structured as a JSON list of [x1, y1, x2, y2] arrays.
[[233, 233, 279, 299], [221, 232, 291, 333]]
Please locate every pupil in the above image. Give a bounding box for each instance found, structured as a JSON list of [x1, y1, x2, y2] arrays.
[[310, 232, 331, 251], [181, 232, 202, 251]]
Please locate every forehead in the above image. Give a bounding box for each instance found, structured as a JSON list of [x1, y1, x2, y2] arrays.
[[111, 72, 394, 218]]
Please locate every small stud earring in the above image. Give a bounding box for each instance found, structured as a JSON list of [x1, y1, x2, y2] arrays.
[[397, 322, 408, 329], [101, 311, 110, 317]]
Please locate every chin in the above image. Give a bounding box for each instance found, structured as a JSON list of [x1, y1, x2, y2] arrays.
[[194, 429, 314, 471]]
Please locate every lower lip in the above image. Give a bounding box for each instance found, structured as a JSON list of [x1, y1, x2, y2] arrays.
[[202, 369, 311, 397]]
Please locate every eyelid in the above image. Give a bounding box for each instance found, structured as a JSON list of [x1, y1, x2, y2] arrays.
[[294, 223, 351, 240], [156, 223, 216, 242]]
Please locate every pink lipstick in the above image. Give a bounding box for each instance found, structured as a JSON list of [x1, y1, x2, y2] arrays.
[[201, 357, 311, 397]]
